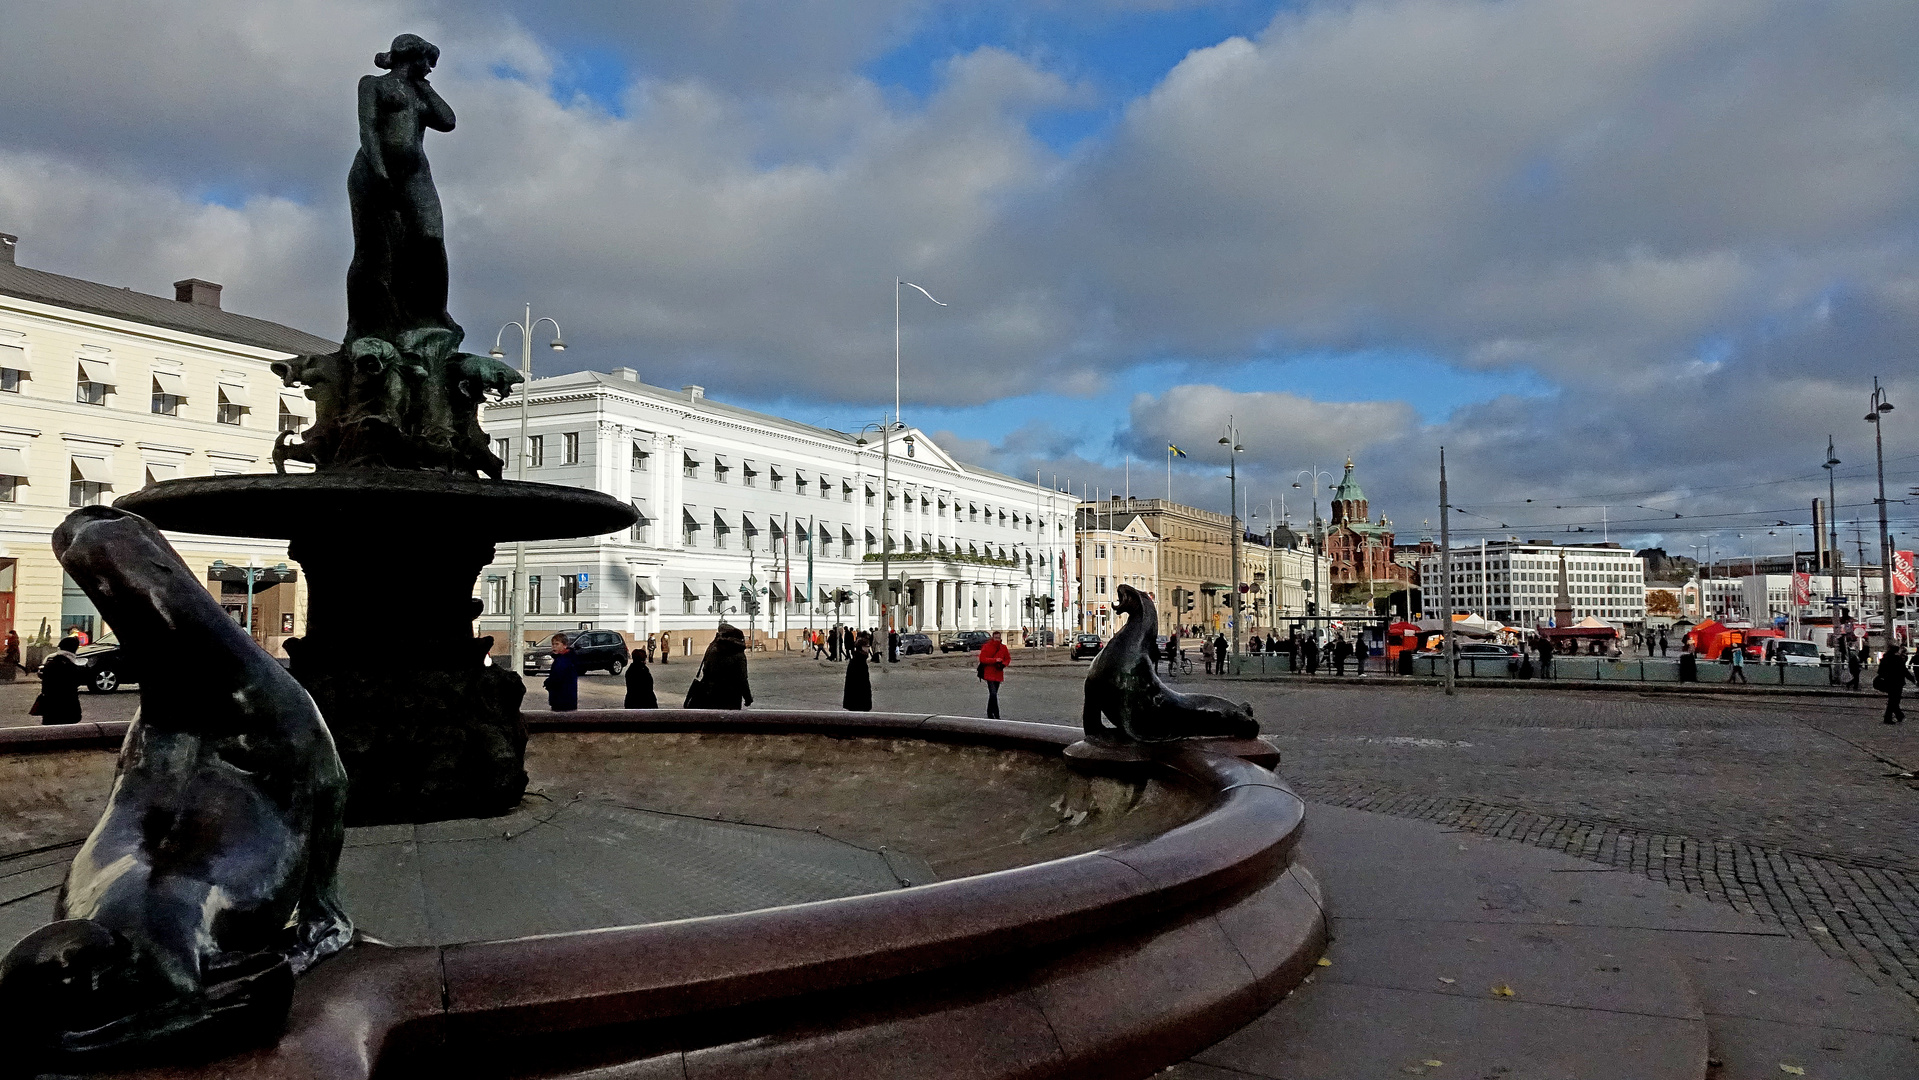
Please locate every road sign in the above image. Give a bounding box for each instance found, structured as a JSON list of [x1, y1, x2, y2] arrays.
[[576, 572, 590, 589], [1827, 596, 1848, 605]]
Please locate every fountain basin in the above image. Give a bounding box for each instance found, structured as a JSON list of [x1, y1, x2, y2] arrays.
[[0, 712, 1324, 1080]]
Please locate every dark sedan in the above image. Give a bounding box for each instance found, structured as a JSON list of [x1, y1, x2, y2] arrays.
[[73, 643, 138, 693], [898, 632, 935, 656], [523, 629, 631, 676], [1071, 634, 1103, 660], [942, 630, 992, 653]]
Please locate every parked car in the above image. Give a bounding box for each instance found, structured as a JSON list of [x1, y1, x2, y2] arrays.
[[1456, 643, 1520, 660], [74, 642, 138, 693], [1071, 634, 1103, 660], [1022, 630, 1056, 647], [898, 632, 935, 656], [523, 629, 630, 676], [942, 630, 992, 654]]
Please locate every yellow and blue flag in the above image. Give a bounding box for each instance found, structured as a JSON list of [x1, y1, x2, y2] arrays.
[[1168, 444, 1187, 458]]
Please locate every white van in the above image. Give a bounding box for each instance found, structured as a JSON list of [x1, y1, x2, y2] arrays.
[[1760, 638, 1825, 666]]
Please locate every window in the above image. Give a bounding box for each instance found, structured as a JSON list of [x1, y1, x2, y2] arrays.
[[632, 442, 650, 470], [0, 477, 17, 503], [682, 509, 700, 546], [714, 458, 730, 484], [743, 462, 757, 487], [821, 475, 831, 500], [865, 486, 875, 507], [0, 368, 20, 393], [771, 467, 783, 492], [528, 576, 543, 614], [1096, 543, 1107, 559], [562, 432, 580, 465], [630, 501, 651, 544], [151, 371, 184, 416], [796, 473, 810, 495], [842, 527, 855, 558], [216, 383, 249, 425], [842, 480, 853, 503], [76, 360, 110, 405], [713, 511, 730, 550], [560, 574, 581, 615], [1097, 575, 1108, 595], [529, 435, 545, 467], [0, 342, 23, 392], [278, 400, 307, 433], [683, 451, 698, 479], [743, 515, 759, 551], [683, 583, 698, 615], [495, 437, 510, 464], [69, 458, 110, 507], [485, 576, 508, 615]]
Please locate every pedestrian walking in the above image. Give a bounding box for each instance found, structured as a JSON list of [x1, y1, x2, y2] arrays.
[[1305, 632, 1320, 674], [543, 633, 580, 712], [645, 634, 657, 664], [888, 628, 900, 663], [622, 648, 657, 709], [1, 628, 18, 682], [1201, 637, 1214, 675], [30, 637, 85, 725], [1876, 644, 1907, 724], [977, 629, 1011, 719], [1848, 646, 1864, 690], [1728, 637, 1747, 684], [658, 632, 671, 664], [1333, 635, 1350, 676], [1659, 631, 1669, 657], [1679, 646, 1698, 682], [685, 623, 754, 709], [843, 631, 873, 711]]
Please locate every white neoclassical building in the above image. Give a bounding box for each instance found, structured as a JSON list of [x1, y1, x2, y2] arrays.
[[476, 369, 1075, 655]]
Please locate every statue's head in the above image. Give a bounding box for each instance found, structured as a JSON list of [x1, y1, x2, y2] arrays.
[[1115, 583, 1148, 618], [376, 34, 439, 72]]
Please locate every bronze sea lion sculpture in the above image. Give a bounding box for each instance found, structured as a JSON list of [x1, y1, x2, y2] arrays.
[[1083, 584, 1258, 745], [0, 506, 352, 1069]]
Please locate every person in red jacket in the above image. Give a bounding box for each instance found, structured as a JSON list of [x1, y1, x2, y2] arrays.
[[977, 630, 1011, 719]]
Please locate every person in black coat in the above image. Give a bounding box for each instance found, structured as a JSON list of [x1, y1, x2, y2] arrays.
[[685, 623, 754, 709], [623, 649, 657, 709], [32, 637, 85, 725], [544, 634, 580, 711], [1877, 644, 1906, 724], [843, 631, 873, 711]]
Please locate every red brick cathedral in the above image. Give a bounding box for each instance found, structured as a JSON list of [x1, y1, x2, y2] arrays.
[[1324, 459, 1409, 588]]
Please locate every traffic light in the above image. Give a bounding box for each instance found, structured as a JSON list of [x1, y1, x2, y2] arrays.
[[1184, 596, 1196, 613]]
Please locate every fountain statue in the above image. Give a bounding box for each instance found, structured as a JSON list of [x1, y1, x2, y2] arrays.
[[118, 35, 634, 825], [1078, 584, 1262, 754]]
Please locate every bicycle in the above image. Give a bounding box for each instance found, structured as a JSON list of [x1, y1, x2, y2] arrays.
[[1161, 648, 1193, 677]]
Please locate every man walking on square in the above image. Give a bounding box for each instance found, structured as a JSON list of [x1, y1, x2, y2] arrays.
[[977, 630, 1010, 719], [1877, 643, 1906, 724]]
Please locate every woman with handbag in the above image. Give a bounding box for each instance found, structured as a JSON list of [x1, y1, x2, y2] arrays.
[[685, 624, 754, 710], [977, 630, 1011, 719], [31, 636, 85, 725]]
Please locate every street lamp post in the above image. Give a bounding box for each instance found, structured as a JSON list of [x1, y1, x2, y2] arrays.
[[856, 422, 897, 659], [1824, 435, 1843, 612], [1868, 379, 1896, 647], [1292, 465, 1334, 660], [491, 304, 565, 676], [1219, 421, 1245, 663]]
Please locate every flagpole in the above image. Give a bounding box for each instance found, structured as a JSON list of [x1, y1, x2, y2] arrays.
[[1167, 446, 1172, 501]]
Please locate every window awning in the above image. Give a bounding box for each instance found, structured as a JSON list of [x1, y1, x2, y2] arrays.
[[0, 342, 26, 371], [631, 440, 650, 457], [217, 381, 251, 406], [631, 500, 650, 525], [683, 450, 701, 466], [794, 470, 808, 483], [841, 480, 853, 492], [742, 459, 757, 472], [712, 455, 729, 469], [151, 370, 186, 396], [817, 523, 831, 542], [770, 519, 785, 539], [841, 526, 853, 543], [278, 388, 312, 416], [865, 528, 877, 545], [143, 460, 180, 482], [712, 583, 727, 600], [683, 583, 698, 600], [683, 508, 700, 529], [740, 512, 757, 531], [635, 582, 655, 601], [712, 510, 730, 532], [77, 358, 113, 384], [0, 446, 26, 477], [70, 456, 112, 484]]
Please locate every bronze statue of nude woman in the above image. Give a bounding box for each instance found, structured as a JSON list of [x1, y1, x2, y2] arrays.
[[346, 34, 458, 344]]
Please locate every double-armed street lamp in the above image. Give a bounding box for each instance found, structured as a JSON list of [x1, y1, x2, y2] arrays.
[[1219, 421, 1245, 661], [1293, 467, 1335, 629], [491, 304, 565, 675], [1867, 380, 1896, 644]]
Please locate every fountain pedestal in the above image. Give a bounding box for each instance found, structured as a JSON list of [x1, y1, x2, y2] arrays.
[[117, 470, 634, 825]]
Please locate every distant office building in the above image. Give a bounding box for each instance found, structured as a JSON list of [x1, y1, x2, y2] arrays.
[[1417, 540, 1645, 626]]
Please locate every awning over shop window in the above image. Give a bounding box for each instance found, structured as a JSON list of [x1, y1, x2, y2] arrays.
[[151, 370, 186, 396], [71, 456, 112, 484], [0, 446, 25, 478]]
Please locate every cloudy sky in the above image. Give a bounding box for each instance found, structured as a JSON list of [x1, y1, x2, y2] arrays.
[[4, 0, 1918, 558]]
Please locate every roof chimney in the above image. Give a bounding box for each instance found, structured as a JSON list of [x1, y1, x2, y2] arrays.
[[611, 367, 639, 382], [0, 234, 15, 265], [682, 385, 704, 402], [173, 278, 222, 309]]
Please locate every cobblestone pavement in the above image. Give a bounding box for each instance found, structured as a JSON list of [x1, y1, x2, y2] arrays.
[[10, 654, 1917, 997]]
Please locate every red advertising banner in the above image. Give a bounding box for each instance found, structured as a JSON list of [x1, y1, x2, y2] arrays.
[[1894, 551, 1916, 596], [1792, 572, 1812, 605]]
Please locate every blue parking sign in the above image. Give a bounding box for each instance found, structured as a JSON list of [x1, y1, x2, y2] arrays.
[[577, 572, 590, 588]]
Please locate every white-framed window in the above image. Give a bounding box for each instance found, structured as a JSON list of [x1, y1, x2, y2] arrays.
[[630, 501, 651, 544], [561, 432, 580, 465], [683, 583, 698, 615], [0, 341, 25, 392], [527, 575, 543, 614], [865, 485, 875, 507], [712, 510, 730, 550], [151, 370, 185, 415], [631, 442, 650, 470], [485, 575, 508, 615], [796, 473, 810, 495], [76, 359, 112, 405], [682, 451, 699, 479], [559, 574, 581, 615], [529, 435, 545, 467], [278, 399, 307, 433], [742, 461, 757, 487], [842, 480, 853, 503], [69, 456, 111, 507], [714, 457, 731, 484], [1097, 575, 1108, 595], [216, 380, 250, 425], [494, 437, 509, 464], [770, 466, 783, 492]]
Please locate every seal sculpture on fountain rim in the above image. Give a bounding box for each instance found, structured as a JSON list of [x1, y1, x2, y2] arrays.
[[0, 506, 351, 1070], [1072, 584, 1274, 771]]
